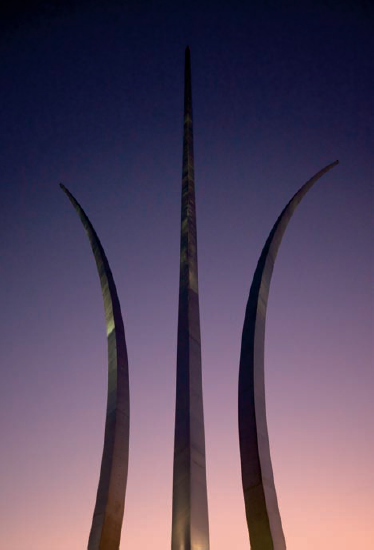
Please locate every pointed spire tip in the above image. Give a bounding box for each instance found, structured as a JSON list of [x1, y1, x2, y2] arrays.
[[59, 182, 69, 196]]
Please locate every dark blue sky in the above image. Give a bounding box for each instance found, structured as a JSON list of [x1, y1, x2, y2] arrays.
[[0, 1, 373, 548]]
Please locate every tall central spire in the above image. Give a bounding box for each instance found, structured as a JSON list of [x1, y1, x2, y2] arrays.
[[171, 47, 210, 550]]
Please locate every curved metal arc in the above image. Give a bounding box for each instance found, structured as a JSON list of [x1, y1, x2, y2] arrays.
[[238, 160, 338, 549], [60, 184, 130, 550]]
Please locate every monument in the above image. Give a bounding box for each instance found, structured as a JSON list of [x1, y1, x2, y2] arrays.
[[171, 46, 210, 550], [238, 160, 338, 549], [60, 184, 130, 550], [60, 48, 338, 550]]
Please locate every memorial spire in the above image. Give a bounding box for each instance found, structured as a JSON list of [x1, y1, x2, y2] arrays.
[[171, 47, 210, 550]]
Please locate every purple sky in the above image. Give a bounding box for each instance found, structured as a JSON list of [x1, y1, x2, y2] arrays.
[[0, 1, 373, 548]]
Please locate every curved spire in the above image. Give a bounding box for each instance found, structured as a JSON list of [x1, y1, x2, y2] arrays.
[[171, 48, 210, 549], [60, 184, 130, 550], [238, 160, 339, 549]]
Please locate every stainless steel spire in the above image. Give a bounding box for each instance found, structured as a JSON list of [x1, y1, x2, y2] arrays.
[[238, 161, 338, 549], [61, 184, 130, 550], [171, 47, 210, 550]]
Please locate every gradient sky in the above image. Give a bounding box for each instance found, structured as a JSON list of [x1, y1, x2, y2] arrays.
[[0, 1, 373, 549]]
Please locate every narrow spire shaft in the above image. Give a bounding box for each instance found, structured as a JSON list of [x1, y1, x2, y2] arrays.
[[171, 48, 210, 550]]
